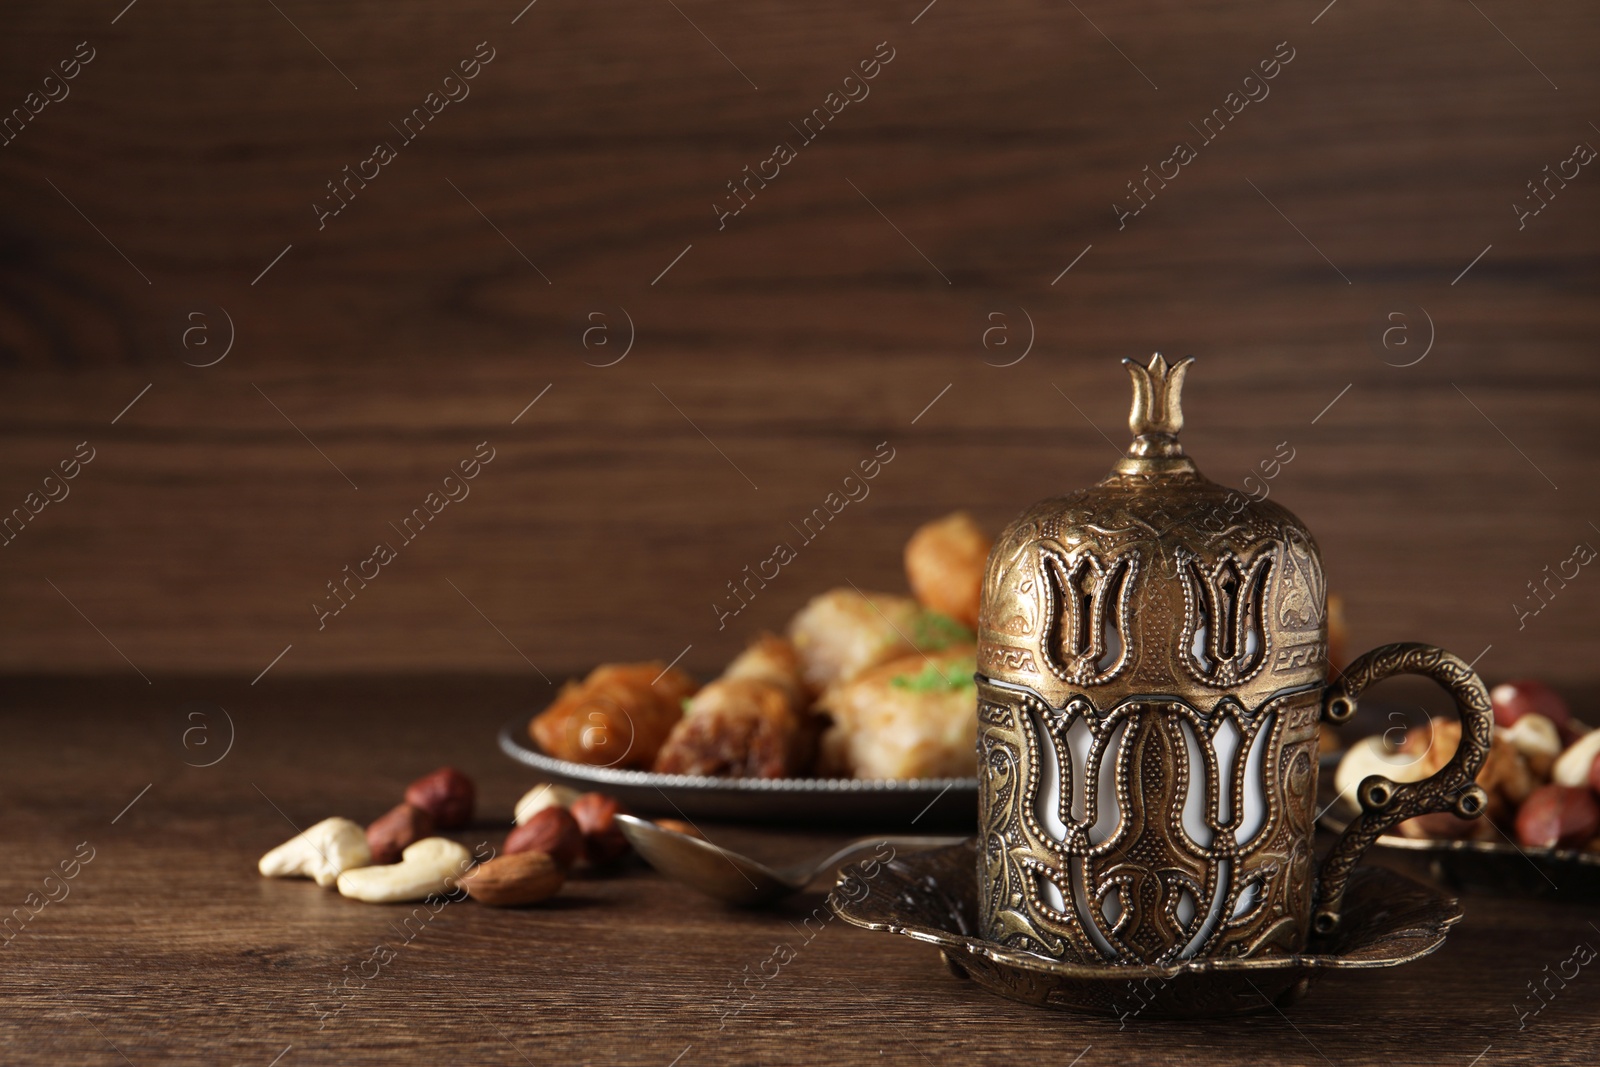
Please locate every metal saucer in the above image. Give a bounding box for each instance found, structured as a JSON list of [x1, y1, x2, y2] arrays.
[[827, 841, 1462, 1018]]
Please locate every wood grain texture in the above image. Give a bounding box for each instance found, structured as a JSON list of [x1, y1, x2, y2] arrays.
[[0, 0, 1597, 683], [2, 677, 1598, 1066]]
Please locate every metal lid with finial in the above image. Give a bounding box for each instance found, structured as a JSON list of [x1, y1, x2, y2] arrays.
[[976, 354, 1327, 709]]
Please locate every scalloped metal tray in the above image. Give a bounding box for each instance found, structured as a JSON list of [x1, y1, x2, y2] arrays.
[[498, 720, 977, 827], [1318, 785, 1600, 898]]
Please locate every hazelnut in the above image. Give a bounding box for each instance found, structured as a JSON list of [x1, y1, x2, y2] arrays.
[[1515, 784, 1600, 850], [366, 802, 436, 865], [461, 851, 565, 907], [404, 767, 475, 829], [571, 792, 630, 865], [505, 807, 585, 869], [1491, 680, 1572, 729]]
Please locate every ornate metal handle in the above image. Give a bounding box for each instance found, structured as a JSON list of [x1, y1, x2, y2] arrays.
[[1313, 641, 1493, 935]]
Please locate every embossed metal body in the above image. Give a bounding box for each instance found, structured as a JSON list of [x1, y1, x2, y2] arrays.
[[974, 355, 1492, 966]]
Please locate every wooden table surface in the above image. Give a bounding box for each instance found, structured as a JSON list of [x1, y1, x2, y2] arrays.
[[3, 676, 1595, 1066]]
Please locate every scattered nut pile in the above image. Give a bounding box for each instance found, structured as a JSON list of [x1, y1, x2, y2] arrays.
[[257, 766, 640, 908], [1335, 679, 1600, 850]]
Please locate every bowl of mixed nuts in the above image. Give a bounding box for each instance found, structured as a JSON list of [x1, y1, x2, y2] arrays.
[[1321, 679, 1600, 897]]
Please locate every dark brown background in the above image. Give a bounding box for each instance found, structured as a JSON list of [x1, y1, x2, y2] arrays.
[[1, 0, 1597, 683], [2, 2, 1599, 1064]]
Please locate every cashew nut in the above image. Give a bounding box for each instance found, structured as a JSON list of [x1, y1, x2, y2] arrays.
[[336, 837, 473, 903], [1553, 728, 1600, 788], [1334, 735, 1430, 804], [258, 816, 372, 888], [1501, 714, 1562, 778]]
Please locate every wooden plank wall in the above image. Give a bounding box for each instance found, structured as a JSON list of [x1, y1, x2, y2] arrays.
[[0, 0, 1596, 684]]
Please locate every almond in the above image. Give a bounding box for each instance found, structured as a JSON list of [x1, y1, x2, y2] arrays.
[[461, 851, 565, 907]]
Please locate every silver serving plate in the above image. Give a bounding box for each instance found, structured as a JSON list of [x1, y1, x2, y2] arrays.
[[497, 721, 978, 827], [1318, 787, 1600, 897]]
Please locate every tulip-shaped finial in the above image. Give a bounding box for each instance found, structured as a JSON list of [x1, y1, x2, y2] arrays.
[[1121, 352, 1195, 458]]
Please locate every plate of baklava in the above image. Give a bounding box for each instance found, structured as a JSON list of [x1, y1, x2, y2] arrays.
[[498, 513, 989, 826]]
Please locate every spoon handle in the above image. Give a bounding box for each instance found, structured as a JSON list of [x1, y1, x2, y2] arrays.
[[785, 835, 969, 885]]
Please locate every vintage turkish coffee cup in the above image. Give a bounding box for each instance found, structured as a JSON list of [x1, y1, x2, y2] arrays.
[[973, 355, 1492, 965]]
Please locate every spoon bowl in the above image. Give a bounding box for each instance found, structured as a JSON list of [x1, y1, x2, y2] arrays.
[[615, 814, 967, 906]]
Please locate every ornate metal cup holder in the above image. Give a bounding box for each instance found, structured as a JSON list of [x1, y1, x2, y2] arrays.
[[828, 841, 1463, 1018]]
